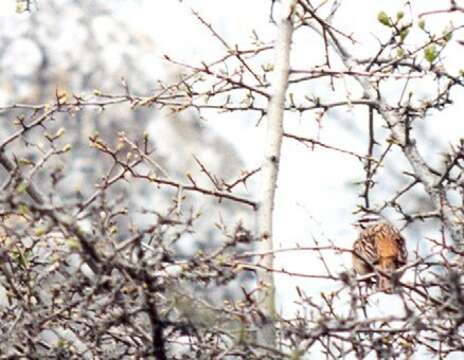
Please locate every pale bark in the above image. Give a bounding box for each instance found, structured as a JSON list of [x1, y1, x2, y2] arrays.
[[256, 0, 297, 347]]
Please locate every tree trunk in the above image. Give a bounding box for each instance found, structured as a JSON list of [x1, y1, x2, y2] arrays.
[[256, 0, 296, 348]]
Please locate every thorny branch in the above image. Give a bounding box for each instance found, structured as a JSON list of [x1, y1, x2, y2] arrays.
[[1, 1, 464, 358]]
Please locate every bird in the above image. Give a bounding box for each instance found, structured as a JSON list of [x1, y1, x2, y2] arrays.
[[352, 213, 407, 293]]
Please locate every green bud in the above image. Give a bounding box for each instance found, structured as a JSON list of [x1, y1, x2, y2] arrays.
[[443, 31, 452, 42], [377, 11, 391, 27], [424, 45, 438, 64], [16, 182, 27, 194], [400, 28, 409, 41], [34, 227, 46, 236], [418, 19, 426, 30]]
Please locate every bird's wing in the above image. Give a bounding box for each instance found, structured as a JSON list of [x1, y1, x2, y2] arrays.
[[354, 226, 380, 264]]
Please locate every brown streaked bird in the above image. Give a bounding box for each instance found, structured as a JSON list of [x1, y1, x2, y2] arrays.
[[352, 214, 407, 293]]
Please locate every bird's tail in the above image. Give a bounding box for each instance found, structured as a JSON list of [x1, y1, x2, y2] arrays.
[[378, 258, 395, 293]]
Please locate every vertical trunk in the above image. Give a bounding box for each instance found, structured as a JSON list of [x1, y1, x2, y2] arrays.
[[256, 0, 296, 348]]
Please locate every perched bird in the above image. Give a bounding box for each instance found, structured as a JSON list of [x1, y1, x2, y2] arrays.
[[352, 214, 407, 293]]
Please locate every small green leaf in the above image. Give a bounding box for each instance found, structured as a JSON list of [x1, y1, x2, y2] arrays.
[[377, 11, 391, 27], [34, 226, 46, 236], [16, 182, 27, 194], [16, 2, 27, 13], [18, 158, 33, 166], [66, 237, 82, 251], [418, 19, 426, 30], [424, 45, 438, 64], [18, 204, 29, 216], [443, 30, 452, 42], [396, 11, 404, 20], [399, 28, 409, 42]]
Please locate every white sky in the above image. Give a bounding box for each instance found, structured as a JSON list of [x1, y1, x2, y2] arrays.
[[0, 2, 14, 15]]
